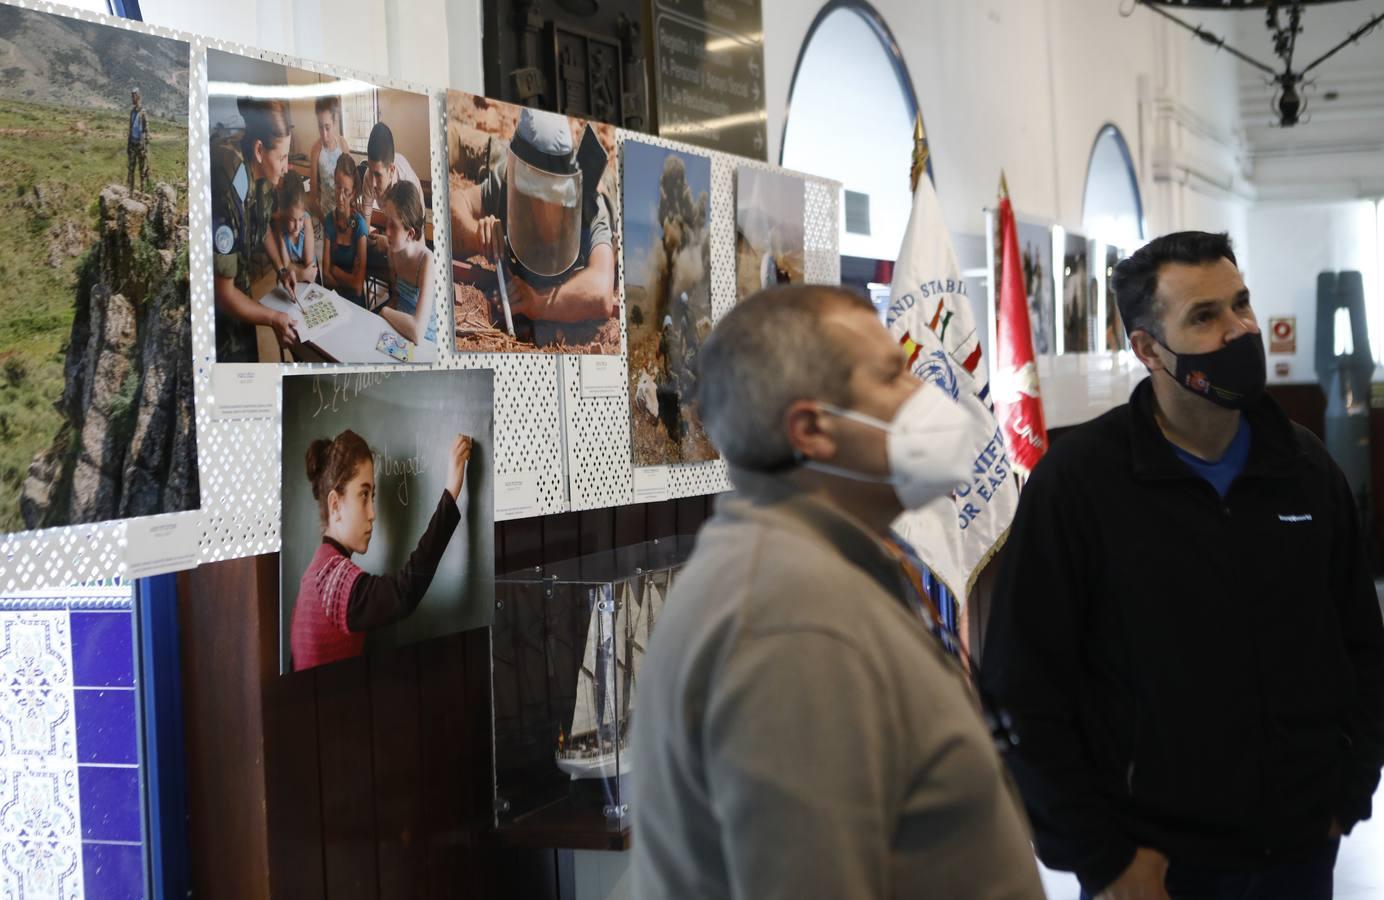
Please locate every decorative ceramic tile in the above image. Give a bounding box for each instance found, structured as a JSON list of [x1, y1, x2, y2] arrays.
[[68, 614, 134, 690], [81, 842, 143, 900], [76, 768, 140, 844], [0, 614, 76, 763], [0, 765, 85, 900], [73, 692, 138, 767], [0, 589, 141, 898], [0, 588, 131, 614]]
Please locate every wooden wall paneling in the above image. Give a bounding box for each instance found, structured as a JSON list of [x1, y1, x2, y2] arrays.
[[503, 519, 545, 572], [314, 656, 381, 899], [543, 512, 581, 563], [613, 503, 645, 547], [1265, 383, 1326, 440], [262, 674, 328, 900], [417, 631, 487, 897], [674, 496, 708, 536], [369, 648, 426, 897], [177, 556, 274, 900], [646, 499, 677, 539], [260, 553, 330, 900], [577, 507, 615, 556]]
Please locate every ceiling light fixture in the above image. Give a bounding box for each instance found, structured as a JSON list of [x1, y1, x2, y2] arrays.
[[1124, 0, 1384, 126]]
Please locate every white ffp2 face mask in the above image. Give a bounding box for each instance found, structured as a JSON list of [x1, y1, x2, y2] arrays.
[[806, 382, 979, 511]]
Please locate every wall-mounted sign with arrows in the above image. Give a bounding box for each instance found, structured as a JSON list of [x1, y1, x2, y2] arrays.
[[649, 0, 768, 160]]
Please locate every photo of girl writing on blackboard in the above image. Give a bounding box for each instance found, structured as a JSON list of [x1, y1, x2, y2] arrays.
[[290, 428, 472, 672]]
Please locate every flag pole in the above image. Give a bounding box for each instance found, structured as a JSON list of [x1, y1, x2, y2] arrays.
[[994, 171, 1012, 368], [910, 112, 928, 194], [907, 114, 977, 659]]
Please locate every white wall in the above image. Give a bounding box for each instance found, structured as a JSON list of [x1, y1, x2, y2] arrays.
[[766, 0, 1250, 249], [138, 0, 480, 93], [1248, 200, 1382, 383]]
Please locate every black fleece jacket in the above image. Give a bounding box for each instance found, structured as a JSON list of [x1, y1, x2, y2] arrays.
[[980, 378, 1384, 895]]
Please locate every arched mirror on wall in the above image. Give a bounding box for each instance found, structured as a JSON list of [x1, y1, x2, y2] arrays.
[[780, 1, 919, 313], [1079, 124, 1145, 351], [1081, 124, 1144, 248]]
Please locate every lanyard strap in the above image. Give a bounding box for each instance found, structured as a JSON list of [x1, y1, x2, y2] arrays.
[[879, 537, 962, 662]]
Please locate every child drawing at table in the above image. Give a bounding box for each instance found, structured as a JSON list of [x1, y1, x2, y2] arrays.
[[378, 181, 437, 345], [322, 152, 368, 307], [271, 174, 318, 289]]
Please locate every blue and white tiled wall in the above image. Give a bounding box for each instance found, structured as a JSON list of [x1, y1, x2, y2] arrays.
[[0, 585, 146, 900]]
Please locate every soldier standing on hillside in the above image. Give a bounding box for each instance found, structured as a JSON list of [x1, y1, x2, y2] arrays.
[[127, 87, 149, 193]]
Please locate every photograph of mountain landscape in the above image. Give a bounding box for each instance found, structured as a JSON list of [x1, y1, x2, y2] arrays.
[[0, 6, 198, 533]]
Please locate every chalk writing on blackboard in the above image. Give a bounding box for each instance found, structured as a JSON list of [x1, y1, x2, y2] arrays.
[[310, 371, 397, 419]]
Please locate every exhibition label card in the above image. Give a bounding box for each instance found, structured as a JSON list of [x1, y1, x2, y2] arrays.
[[212, 365, 277, 420], [633, 466, 671, 503], [579, 356, 624, 400], [495, 471, 541, 520], [126, 513, 201, 578]]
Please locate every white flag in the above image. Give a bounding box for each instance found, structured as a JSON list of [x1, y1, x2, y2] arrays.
[[885, 175, 1019, 601]]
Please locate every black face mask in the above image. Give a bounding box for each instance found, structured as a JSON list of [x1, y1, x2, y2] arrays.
[[1158, 331, 1266, 410]]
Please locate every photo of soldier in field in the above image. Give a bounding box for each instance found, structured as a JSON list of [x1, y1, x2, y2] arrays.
[[127, 86, 149, 192], [0, 5, 198, 533]]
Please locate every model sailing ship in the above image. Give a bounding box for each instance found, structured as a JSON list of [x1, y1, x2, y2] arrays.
[[555, 570, 669, 779]]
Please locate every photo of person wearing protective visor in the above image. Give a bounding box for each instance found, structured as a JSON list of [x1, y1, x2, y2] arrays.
[[447, 92, 621, 354]]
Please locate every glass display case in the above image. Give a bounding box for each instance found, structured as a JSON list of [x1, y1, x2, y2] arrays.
[[492, 536, 695, 828]]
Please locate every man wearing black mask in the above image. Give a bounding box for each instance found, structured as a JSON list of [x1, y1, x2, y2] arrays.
[[980, 231, 1384, 900]]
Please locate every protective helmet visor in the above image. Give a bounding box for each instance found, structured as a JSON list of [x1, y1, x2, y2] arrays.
[[505, 148, 582, 278]]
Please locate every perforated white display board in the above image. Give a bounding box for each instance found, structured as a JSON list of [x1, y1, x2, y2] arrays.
[[565, 133, 841, 510], [1, 2, 562, 592], [0, 0, 840, 590]]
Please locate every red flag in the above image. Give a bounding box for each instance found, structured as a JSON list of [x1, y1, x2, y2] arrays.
[[994, 174, 1048, 474]]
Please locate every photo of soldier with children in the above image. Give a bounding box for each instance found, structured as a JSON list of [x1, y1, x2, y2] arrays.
[[207, 49, 439, 364]]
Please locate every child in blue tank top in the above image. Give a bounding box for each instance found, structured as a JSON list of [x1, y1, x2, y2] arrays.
[[271, 174, 318, 287], [379, 181, 437, 345], [322, 152, 367, 307]]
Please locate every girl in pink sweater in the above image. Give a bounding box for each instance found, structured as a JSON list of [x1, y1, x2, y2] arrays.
[[290, 428, 470, 671]]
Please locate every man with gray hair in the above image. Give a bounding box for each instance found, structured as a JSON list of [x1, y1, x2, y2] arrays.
[[631, 284, 1046, 900]]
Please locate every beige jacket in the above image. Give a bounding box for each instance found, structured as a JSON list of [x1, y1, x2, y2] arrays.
[[631, 468, 1045, 900]]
